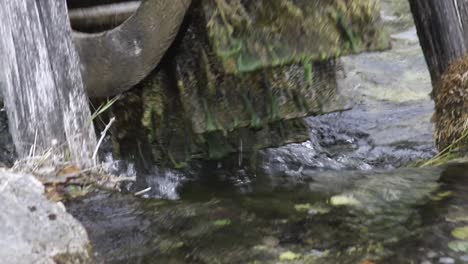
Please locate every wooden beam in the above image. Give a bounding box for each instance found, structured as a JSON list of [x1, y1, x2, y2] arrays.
[[0, 0, 97, 167], [409, 0, 468, 84], [67, 0, 136, 9], [69, 2, 139, 32]]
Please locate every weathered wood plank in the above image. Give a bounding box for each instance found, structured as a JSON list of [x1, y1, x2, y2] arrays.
[[409, 0, 468, 151], [409, 0, 468, 84], [0, 0, 97, 167]]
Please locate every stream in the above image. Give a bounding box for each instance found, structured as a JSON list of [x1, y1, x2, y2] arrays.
[[68, 163, 468, 263], [62, 1, 468, 263], [0, 0, 465, 263]]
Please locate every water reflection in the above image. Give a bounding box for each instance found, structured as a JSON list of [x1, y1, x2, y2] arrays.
[[67, 163, 468, 263]]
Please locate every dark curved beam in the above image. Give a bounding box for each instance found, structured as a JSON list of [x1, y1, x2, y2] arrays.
[[69, 2, 139, 32], [67, 0, 136, 9], [73, 0, 191, 97]]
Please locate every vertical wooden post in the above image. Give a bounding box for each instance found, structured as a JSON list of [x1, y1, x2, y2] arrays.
[[409, 0, 468, 84], [409, 0, 468, 151], [0, 0, 97, 167]]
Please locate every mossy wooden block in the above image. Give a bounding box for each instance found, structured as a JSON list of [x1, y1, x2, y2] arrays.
[[175, 9, 351, 135], [203, 0, 390, 73], [137, 68, 311, 164]]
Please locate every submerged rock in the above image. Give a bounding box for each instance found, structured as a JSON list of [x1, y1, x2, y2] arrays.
[[0, 170, 91, 264]]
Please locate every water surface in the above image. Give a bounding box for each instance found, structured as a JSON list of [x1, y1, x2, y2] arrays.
[[67, 163, 468, 264]]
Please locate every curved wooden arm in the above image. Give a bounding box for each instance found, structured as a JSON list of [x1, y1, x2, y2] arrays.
[[74, 0, 191, 97], [69, 2, 139, 32]]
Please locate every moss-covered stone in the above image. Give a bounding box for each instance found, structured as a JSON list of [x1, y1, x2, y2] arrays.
[[203, 0, 390, 73], [175, 4, 351, 135], [109, 0, 389, 164], [111, 66, 311, 165]]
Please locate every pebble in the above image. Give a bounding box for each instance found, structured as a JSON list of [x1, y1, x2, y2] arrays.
[[426, 251, 437, 259], [460, 255, 468, 262], [439, 257, 455, 264], [308, 249, 328, 258], [262, 236, 279, 247]]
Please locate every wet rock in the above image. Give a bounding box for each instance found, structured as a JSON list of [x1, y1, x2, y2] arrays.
[[0, 170, 91, 264], [391, 28, 419, 44], [380, 0, 413, 34], [439, 257, 455, 264], [448, 240, 468, 253], [258, 13, 435, 172], [109, 0, 391, 165], [427, 251, 438, 258], [262, 236, 280, 248], [279, 251, 302, 261], [260, 7, 435, 172]]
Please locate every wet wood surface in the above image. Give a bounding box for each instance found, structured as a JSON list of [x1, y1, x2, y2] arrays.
[[0, 0, 97, 167], [409, 0, 468, 84]]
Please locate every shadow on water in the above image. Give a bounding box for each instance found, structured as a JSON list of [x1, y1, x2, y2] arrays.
[[67, 163, 468, 263]]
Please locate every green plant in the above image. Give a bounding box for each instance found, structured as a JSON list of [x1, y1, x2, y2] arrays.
[[91, 95, 121, 121]]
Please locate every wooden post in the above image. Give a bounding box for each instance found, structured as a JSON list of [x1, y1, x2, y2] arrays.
[[0, 0, 97, 167], [409, 0, 468, 84], [409, 0, 468, 151]]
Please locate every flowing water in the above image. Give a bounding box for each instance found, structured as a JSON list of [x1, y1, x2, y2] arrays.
[[67, 163, 468, 264], [0, 0, 463, 263], [63, 1, 468, 263]]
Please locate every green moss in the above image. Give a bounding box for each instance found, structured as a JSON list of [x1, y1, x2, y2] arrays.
[[449, 240, 468, 253], [452, 227, 468, 240], [213, 219, 231, 227], [204, 0, 390, 74], [175, 19, 345, 134], [202, 99, 220, 132], [241, 94, 262, 129], [303, 59, 313, 85], [110, 0, 386, 164], [267, 89, 281, 123], [279, 251, 302, 261]]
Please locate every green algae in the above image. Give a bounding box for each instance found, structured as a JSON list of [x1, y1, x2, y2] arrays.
[[330, 195, 361, 207], [111, 65, 315, 165], [279, 251, 302, 261], [448, 240, 468, 253], [213, 219, 232, 227], [175, 14, 350, 135], [452, 227, 468, 240]]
